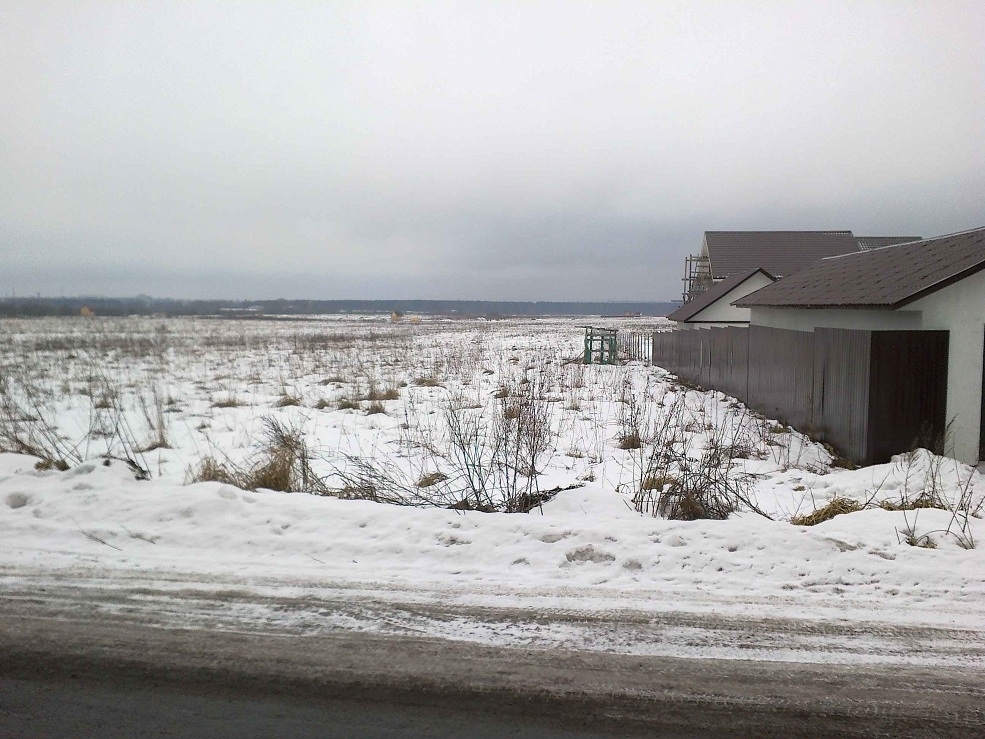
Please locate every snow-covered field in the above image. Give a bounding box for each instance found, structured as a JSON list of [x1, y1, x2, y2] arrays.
[[1, 315, 983, 665]]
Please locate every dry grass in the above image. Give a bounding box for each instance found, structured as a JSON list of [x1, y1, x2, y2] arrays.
[[879, 497, 947, 512], [187, 418, 326, 494], [188, 456, 238, 486], [212, 396, 244, 409], [363, 386, 399, 401], [34, 458, 70, 472], [641, 474, 677, 491], [416, 471, 449, 488], [791, 497, 863, 526]]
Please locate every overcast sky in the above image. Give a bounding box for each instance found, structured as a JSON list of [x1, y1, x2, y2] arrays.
[[2, 1, 983, 301]]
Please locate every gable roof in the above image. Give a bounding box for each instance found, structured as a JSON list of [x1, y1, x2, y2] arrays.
[[667, 268, 776, 322], [704, 231, 860, 279], [735, 227, 985, 309], [855, 235, 922, 251]]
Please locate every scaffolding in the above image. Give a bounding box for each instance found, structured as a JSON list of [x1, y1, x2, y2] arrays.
[[579, 326, 618, 365], [682, 253, 713, 303]]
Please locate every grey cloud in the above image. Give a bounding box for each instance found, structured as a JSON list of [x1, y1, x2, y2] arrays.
[[1, 2, 983, 301]]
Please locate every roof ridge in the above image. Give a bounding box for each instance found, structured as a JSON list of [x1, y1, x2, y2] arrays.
[[841, 227, 984, 258], [705, 230, 854, 235]]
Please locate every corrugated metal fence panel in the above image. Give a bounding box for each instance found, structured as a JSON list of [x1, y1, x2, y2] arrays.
[[791, 329, 816, 431], [709, 329, 728, 390], [648, 326, 949, 466], [680, 330, 699, 384], [813, 328, 871, 463], [652, 332, 667, 370], [867, 331, 949, 463], [698, 330, 713, 388], [746, 327, 769, 415], [726, 327, 749, 403], [747, 326, 815, 429], [689, 330, 703, 385]]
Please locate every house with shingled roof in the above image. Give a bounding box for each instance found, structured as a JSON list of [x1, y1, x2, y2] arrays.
[[667, 268, 776, 329], [682, 230, 920, 303], [735, 226, 985, 464]]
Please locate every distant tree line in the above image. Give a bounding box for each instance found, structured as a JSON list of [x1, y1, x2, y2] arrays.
[[0, 297, 677, 318]]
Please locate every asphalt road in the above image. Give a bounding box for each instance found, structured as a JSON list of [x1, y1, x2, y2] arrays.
[[1, 580, 983, 738]]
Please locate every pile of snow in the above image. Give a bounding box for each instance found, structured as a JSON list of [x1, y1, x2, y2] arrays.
[[2, 453, 982, 633]]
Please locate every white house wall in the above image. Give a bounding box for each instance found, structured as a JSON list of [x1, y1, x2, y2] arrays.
[[909, 268, 985, 464], [749, 307, 923, 332], [680, 322, 747, 329], [688, 272, 775, 325]]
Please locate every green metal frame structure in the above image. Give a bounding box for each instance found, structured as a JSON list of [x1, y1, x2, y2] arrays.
[[579, 326, 618, 365]]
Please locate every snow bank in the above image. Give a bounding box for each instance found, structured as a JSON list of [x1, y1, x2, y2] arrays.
[[3, 456, 982, 632]]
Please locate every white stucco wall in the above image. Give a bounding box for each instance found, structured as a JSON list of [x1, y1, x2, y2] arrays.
[[688, 272, 775, 325], [748, 269, 985, 464], [749, 307, 923, 332], [909, 268, 985, 464], [679, 321, 747, 330]]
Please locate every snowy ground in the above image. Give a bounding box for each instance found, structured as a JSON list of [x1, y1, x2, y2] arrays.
[[1, 315, 983, 667]]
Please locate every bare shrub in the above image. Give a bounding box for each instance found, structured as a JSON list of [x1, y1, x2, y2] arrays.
[[897, 513, 938, 549], [0, 372, 83, 470], [627, 383, 768, 520], [334, 454, 458, 507], [891, 450, 983, 549], [331, 371, 557, 513], [444, 402, 498, 511], [137, 385, 171, 452], [493, 374, 557, 512], [642, 473, 677, 491]]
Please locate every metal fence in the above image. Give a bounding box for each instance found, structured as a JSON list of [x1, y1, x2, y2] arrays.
[[652, 326, 949, 465], [618, 332, 652, 363]]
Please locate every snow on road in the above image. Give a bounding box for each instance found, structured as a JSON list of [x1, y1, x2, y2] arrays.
[[2, 452, 983, 666]]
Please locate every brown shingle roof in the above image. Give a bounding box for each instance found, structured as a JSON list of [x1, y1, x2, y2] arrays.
[[735, 227, 985, 309], [667, 268, 776, 322], [704, 231, 860, 279], [855, 235, 922, 251]]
